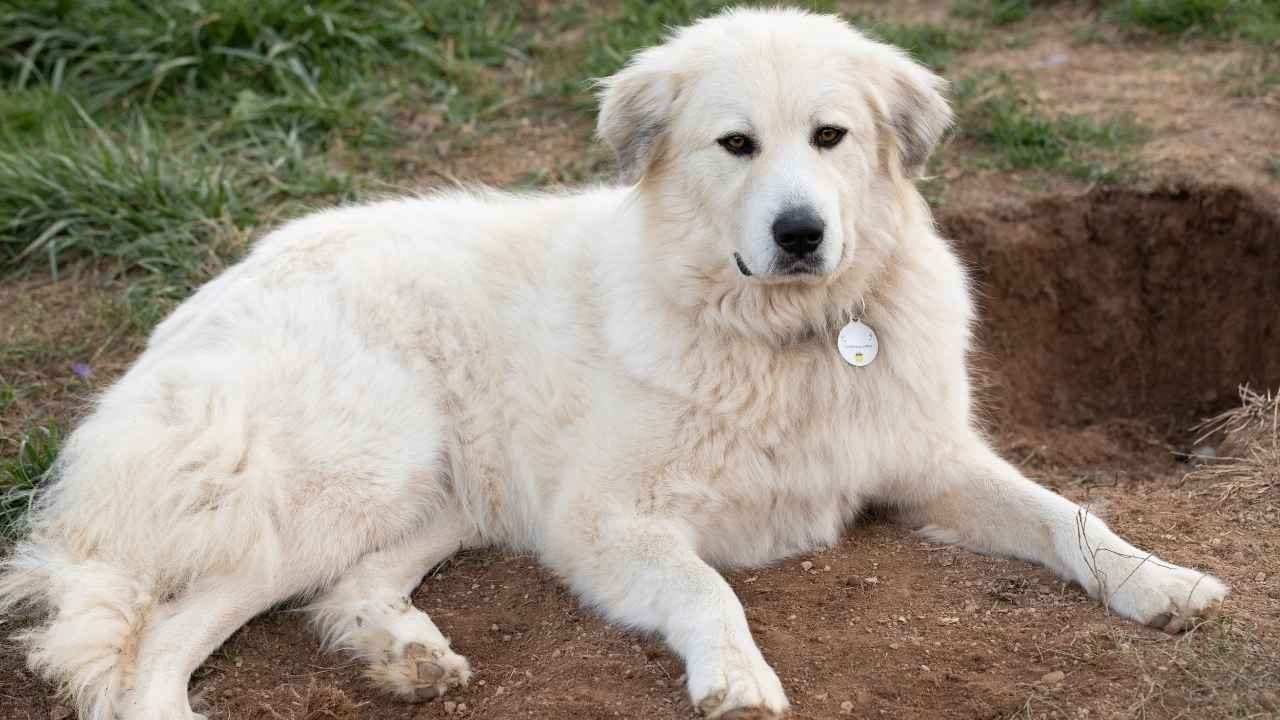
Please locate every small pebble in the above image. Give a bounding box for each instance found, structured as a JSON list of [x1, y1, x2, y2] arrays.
[[443, 700, 457, 714], [1040, 670, 1065, 685], [840, 700, 855, 713], [801, 561, 814, 571], [1256, 572, 1266, 583]]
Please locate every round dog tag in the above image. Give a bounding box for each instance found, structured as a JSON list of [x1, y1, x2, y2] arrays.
[[837, 320, 878, 367]]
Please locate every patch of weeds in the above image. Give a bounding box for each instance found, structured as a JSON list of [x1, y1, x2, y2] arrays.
[[0, 1, 529, 121], [0, 381, 39, 417], [1, 111, 243, 280], [577, 0, 837, 80], [955, 76, 1148, 182], [1268, 158, 1280, 178], [0, 423, 59, 541], [857, 20, 979, 72], [951, 0, 1038, 26], [1223, 52, 1280, 97], [1, 101, 354, 296], [1102, 0, 1280, 44]]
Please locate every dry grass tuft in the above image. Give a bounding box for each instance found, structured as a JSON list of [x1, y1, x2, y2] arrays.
[[1187, 386, 1279, 504], [259, 680, 366, 720]]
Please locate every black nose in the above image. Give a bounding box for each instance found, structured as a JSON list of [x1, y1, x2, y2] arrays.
[[771, 207, 824, 257]]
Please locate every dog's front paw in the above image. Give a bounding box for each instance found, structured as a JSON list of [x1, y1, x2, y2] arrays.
[[1105, 560, 1228, 632], [367, 640, 472, 702], [689, 652, 788, 719]]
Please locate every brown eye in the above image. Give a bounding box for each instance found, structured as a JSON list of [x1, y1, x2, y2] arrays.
[[813, 126, 846, 149], [717, 133, 756, 156]]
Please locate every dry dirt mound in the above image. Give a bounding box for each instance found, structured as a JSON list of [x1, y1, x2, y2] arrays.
[[2, 184, 1278, 719]]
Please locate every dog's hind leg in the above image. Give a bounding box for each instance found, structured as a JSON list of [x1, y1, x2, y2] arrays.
[[305, 513, 475, 702], [124, 575, 285, 720]]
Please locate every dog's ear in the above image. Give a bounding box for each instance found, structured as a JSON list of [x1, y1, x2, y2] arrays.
[[596, 48, 679, 185], [881, 53, 953, 177]]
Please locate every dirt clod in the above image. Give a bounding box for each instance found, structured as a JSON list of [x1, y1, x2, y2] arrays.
[[1040, 671, 1066, 685]]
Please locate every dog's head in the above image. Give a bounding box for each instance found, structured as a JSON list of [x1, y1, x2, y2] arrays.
[[597, 8, 951, 334]]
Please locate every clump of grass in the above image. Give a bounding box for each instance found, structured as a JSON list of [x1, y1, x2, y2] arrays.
[[0, 101, 355, 300], [1102, 0, 1280, 43], [0, 0, 525, 115], [1, 423, 59, 541], [576, 0, 837, 81], [950, 0, 1037, 26], [956, 77, 1148, 182], [860, 20, 979, 72], [1189, 386, 1279, 499], [1267, 158, 1280, 178], [1, 111, 245, 280]]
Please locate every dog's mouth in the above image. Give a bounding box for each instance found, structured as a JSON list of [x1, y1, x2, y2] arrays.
[[773, 256, 823, 276], [733, 252, 827, 281]]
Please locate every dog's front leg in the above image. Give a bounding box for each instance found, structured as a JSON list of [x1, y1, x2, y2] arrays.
[[545, 508, 788, 719], [897, 441, 1227, 631]]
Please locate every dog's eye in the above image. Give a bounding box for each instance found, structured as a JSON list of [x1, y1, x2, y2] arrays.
[[813, 126, 846, 149], [717, 133, 756, 157]]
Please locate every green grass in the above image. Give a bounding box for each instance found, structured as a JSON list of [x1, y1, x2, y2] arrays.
[[956, 76, 1149, 182], [1267, 158, 1280, 178], [860, 21, 978, 72], [0, 0, 540, 301], [1102, 0, 1280, 43], [0, 423, 59, 540], [569, 0, 837, 93], [1, 104, 355, 294], [0, 0, 527, 117], [950, 0, 1039, 26]]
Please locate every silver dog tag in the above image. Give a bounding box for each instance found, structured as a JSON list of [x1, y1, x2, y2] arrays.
[[837, 320, 878, 367]]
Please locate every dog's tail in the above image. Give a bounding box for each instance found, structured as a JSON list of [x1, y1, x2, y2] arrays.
[[0, 369, 280, 720], [0, 540, 155, 720]]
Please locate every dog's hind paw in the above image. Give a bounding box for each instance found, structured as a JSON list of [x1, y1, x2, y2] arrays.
[[367, 640, 472, 702]]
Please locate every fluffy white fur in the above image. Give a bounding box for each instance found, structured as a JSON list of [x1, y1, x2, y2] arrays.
[[0, 9, 1226, 720]]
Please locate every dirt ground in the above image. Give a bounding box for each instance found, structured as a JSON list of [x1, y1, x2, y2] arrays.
[[3, 4, 1280, 720]]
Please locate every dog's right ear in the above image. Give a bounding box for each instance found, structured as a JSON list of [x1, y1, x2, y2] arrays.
[[596, 47, 679, 185]]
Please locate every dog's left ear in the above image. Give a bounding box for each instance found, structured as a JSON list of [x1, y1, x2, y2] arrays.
[[596, 47, 679, 185], [881, 53, 953, 177]]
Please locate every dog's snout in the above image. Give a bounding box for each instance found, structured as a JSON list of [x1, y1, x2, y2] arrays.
[[771, 207, 825, 258]]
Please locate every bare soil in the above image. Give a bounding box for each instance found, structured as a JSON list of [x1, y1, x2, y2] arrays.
[[5, 5, 1280, 720]]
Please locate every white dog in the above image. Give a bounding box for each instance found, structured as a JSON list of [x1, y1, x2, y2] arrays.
[[0, 9, 1226, 720]]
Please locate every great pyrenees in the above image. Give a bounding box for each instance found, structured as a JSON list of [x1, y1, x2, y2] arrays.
[[0, 8, 1226, 720]]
